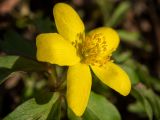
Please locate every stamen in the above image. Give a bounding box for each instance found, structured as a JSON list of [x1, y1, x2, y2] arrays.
[[72, 32, 85, 57], [72, 32, 112, 67], [81, 33, 111, 66]]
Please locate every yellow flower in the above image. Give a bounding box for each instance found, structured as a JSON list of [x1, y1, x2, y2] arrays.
[[36, 3, 131, 116]]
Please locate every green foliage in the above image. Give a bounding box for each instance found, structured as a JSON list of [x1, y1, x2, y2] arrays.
[[47, 100, 61, 120], [0, 56, 45, 71], [0, 55, 45, 84], [128, 86, 160, 120], [68, 92, 121, 120], [4, 92, 60, 120], [118, 30, 142, 42]]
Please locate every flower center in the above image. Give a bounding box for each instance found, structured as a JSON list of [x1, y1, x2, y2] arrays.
[[72, 32, 112, 66], [81, 33, 112, 66]]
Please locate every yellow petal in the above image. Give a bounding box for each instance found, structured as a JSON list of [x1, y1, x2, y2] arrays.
[[88, 27, 120, 55], [91, 62, 131, 96], [67, 63, 91, 116], [53, 3, 85, 43], [36, 33, 80, 66]]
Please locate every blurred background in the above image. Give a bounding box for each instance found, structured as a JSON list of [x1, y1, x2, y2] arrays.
[[0, 0, 160, 120]]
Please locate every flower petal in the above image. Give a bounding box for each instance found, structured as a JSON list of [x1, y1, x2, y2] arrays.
[[36, 33, 80, 66], [91, 62, 131, 96], [53, 3, 85, 42], [88, 27, 120, 55], [67, 63, 91, 116]]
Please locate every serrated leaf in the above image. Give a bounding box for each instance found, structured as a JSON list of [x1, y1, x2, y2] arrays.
[[4, 92, 60, 120]]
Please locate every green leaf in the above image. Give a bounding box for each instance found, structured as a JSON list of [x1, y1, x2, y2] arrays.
[[143, 89, 160, 120], [118, 30, 142, 42], [131, 87, 156, 120], [106, 1, 130, 27], [83, 92, 121, 120], [113, 51, 131, 63], [68, 108, 82, 120], [0, 56, 19, 69], [0, 55, 45, 84], [4, 92, 60, 120], [0, 30, 36, 58], [117, 30, 145, 48], [68, 92, 121, 120], [117, 30, 152, 51], [47, 100, 61, 120], [0, 55, 45, 71], [143, 98, 153, 120], [128, 101, 146, 115], [149, 77, 160, 92]]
